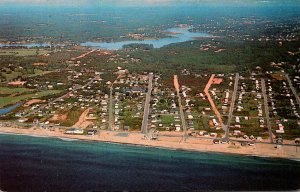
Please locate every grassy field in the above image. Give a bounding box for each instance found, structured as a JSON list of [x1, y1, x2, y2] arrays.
[[161, 115, 174, 124], [60, 108, 84, 127], [0, 87, 34, 94], [1, 71, 22, 81], [27, 69, 52, 77], [0, 90, 62, 108], [0, 49, 51, 56]]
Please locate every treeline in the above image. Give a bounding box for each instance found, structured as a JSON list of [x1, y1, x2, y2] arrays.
[[110, 39, 300, 79], [123, 43, 154, 50]]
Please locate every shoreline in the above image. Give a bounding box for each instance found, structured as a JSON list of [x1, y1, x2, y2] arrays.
[[1, 127, 299, 160], [2, 131, 299, 162]]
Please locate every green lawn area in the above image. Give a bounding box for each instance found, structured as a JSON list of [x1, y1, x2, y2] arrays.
[[271, 119, 300, 140], [0, 87, 34, 94], [27, 69, 52, 77], [0, 90, 62, 108], [0, 49, 51, 56], [2, 71, 22, 81], [60, 108, 83, 127], [161, 115, 174, 124], [237, 118, 268, 137], [122, 110, 142, 130]]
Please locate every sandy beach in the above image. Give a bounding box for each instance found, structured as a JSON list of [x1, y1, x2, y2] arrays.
[[0, 126, 299, 160]]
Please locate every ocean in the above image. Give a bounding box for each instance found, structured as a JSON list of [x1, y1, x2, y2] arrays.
[[0, 133, 299, 191]]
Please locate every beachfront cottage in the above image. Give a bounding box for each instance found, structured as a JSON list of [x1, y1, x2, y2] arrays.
[[123, 126, 130, 131], [87, 130, 97, 135], [18, 118, 28, 123], [175, 124, 181, 131], [65, 128, 84, 135]]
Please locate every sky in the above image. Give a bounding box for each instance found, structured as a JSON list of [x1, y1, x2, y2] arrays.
[[0, 0, 299, 6]]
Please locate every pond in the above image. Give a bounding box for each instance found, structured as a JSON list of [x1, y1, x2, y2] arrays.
[[0, 102, 22, 116], [81, 27, 211, 50]]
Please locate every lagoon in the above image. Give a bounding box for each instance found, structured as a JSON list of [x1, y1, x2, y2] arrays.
[[0, 102, 22, 116], [81, 27, 211, 50], [0, 28, 210, 50]]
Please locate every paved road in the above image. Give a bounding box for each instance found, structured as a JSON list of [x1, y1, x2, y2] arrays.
[[177, 90, 188, 142], [225, 73, 239, 139], [23, 76, 99, 118], [261, 79, 274, 143], [108, 86, 113, 131], [141, 73, 153, 134], [174, 75, 188, 142], [285, 74, 300, 106]]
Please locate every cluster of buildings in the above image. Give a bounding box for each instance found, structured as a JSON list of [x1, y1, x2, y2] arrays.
[[2, 65, 300, 142], [147, 74, 181, 131]]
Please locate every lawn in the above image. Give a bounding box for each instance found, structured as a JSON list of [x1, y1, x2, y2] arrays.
[[0, 49, 51, 56], [238, 118, 266, 137], [60, 108, 84, 127], [2, 71, 22, 81], [161, 115, 174, 124], [27, 69, 52, 78], [0, 90, 62, 108], [0, 87, 34, 94]]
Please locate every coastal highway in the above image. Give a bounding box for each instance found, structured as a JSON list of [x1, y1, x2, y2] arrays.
[[141, 73, 153, 134], [285, 74, 300, 106], [23, 76, 99, 118], [261, 79, 274, 143], [225, 73, 239, 139]]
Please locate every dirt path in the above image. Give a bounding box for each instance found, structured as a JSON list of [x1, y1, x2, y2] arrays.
[[24, 99, 46, 107], [73, 108, 92, 128], [204, 74, 223, 126], [173, 75, 180, 92], [113, 73, 125, 84], [75, 49, 97, 59], [49, 113, 67, 122]]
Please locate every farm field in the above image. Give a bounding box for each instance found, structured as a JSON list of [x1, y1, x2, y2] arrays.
[[0, 90, 62, 108], [0, 49, 51, 56]]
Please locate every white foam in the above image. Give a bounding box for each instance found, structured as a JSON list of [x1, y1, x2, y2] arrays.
[[58, 137, 78, 141]]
